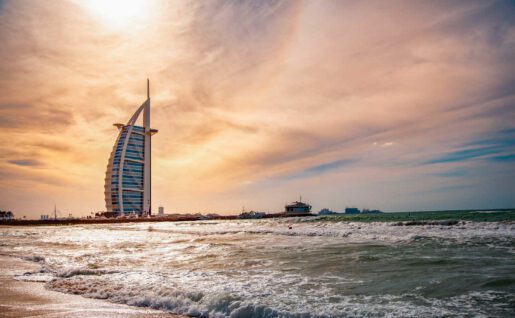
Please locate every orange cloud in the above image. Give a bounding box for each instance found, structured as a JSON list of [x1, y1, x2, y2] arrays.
[[0, 0, 514, 217]]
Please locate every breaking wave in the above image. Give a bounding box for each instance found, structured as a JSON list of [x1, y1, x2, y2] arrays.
[[23, 255, 46, 263], [45, 275, 513, 317], [2, 218, 514, 317]]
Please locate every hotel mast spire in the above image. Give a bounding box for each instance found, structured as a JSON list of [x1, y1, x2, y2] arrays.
[[143, 79, 151, 215]]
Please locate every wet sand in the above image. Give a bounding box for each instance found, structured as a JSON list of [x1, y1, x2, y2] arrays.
[[0, 256, 184, 318]]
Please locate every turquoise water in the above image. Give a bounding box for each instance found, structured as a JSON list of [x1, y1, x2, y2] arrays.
[[314, 209, 515, 223], [1, 217, 514, 317]]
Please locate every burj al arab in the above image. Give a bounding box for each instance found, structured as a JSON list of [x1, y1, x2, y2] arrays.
[[104, 80, 158, 216]]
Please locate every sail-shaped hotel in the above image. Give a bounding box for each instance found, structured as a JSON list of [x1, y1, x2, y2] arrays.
[[104, 80, 158, 216]]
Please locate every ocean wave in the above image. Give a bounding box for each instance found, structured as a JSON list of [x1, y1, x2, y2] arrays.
[[3, 219, 514, 317], [45, 275, 331, 317], [121, 219, 515, 244], [14, 272, 54, 282], [392, 220, 460, 226], [19, 254, 118, 279], [56, 267, 119, 278], [23, 255, 46, 263], [45, 275, 513, 317]]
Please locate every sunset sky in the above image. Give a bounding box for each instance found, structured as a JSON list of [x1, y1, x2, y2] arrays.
[[0, 0, 514, 218]]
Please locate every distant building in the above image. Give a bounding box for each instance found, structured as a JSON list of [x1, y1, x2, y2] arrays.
[[318, 208, 338, 215], [362, 209, 383, 214], [0, 211, 14, 221], [205, 213, 221, 219], [95, 211, 119, 218], [158, 206, 164, 216], [40, 215, 50, 220], [345, 207, 360, 214], [239, 211, 266, 219], [285, 198, 312, 214]]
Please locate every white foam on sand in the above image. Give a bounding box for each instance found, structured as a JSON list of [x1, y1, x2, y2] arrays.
[[45, 273, 513, 317]]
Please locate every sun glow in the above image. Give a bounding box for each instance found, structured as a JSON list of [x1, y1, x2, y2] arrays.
[[79, 0, 150, 28]]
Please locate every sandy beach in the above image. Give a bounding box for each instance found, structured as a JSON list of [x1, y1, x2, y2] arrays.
[[0, 256, 183, 318]]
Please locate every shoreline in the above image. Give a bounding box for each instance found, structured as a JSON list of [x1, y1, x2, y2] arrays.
[[1, 209, 514, 227], [0, 256, 184, 318], [0, 212, 314, 226]]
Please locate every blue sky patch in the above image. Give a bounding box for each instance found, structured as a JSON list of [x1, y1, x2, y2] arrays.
[[426, 129, 515, 164]]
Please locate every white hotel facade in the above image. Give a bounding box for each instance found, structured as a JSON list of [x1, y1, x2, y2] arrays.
[[104, 80, 158, 216]]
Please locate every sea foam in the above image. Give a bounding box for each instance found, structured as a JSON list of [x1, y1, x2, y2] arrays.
[[2, 218, 514, 317]]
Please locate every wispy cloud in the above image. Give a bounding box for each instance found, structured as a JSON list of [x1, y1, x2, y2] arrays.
[[426, 129, 515, 164], [7, 159, 44, 167], [279, 158, 358, 181], [0, 0, 514, 215]]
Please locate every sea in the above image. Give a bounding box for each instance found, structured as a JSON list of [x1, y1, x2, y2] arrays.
[[1, 217, 514, 317]]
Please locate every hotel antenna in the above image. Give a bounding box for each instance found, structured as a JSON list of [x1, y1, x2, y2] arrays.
[[54, 204, 57, 220], [147, 78, 150, 100]]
